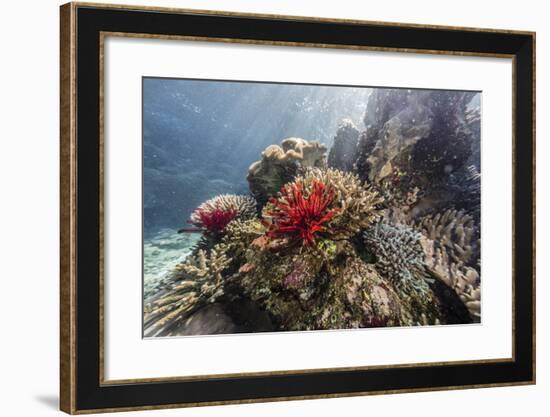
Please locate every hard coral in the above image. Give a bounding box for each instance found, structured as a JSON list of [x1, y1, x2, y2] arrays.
[[265, 179, 339, 246], [305, 168, 383, 238], [363, 223, 431, 297], [188, 194, 257, 234], [415, 209, 481, 321], [143, 247, 230, 337], [262, 168, 382, 250], [247, 138, 327, 205]]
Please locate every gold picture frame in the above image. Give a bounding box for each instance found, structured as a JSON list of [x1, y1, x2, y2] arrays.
[[60, 2, 535, 413]]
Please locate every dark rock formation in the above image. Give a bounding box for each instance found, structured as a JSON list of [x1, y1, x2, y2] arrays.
[[165, 300, 275, 336], [327, 119, 360, 171], [429, 279, 473, 325], [353, 88, 480, 216]]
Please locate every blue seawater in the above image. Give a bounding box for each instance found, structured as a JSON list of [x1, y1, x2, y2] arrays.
[[143, 78, 371, 236]]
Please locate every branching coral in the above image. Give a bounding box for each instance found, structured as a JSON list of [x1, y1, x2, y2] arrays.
[[215, 218, 266, 266], [188, 194, 257, 234], [363, 223, 432, 297], [414, 209, 480, 321], [310, 168, 383, 236], [262, 168, 382, 249], [420, 237, 480, 320], [143, 247, 230, 337], [368, 207, 480, 321], [414, 209, 478, 266]]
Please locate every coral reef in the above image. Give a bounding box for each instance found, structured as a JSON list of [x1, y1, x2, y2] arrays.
[[363, 223, 431, 297], [214, 218, 267, 275], [187, 194, 257, 234], [144, 87, 481, 336], [264, 178, 340, 247], [262, 167, 382, 248], [247, 138, 327, 205], [143, 247, 230, 336], [237, 241, 327, 330], [237, 234, 405, 330], [414, 209, 479, 266], [237, 237, 440, 330], [352, 89, 480, 216], [414, 209, 481, 321], [314, 168, 383, 237]]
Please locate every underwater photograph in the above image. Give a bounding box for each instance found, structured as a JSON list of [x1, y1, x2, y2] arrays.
[[142, 78, 481, 337]]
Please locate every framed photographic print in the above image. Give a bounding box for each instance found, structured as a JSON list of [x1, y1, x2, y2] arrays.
[[60, 2, 536, 414]]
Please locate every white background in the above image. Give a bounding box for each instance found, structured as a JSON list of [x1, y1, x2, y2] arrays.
[[105, 37, 512, 380], [0, 0, 546, 416]]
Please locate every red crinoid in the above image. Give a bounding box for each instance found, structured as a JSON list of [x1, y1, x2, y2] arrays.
[[265, 179, 339, 246], [189, 207, 238, 234]]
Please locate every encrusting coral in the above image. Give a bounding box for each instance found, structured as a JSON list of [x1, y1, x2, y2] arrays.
[[237, 236, 398, 330], [237, 236, 440, 330]]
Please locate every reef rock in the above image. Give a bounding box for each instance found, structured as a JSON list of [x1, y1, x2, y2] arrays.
[[247, 138, 327, 205], [238, 242, 407, 331], [145, 132, 481, 336], [327, 119, 360, 172], [353, 89, 479, 214], [161, 300, 274, 336]]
